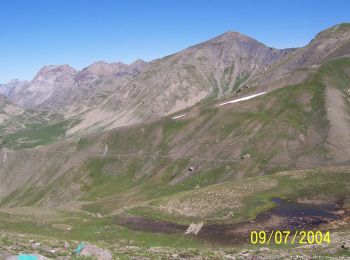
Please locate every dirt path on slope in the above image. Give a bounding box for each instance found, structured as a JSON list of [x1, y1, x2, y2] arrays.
[[326, 86, 350, 160]]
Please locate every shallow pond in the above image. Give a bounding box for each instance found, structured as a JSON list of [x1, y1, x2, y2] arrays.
[[117, 197, 344, 245]]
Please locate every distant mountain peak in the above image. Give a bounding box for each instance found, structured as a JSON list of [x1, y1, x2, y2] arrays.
[[33, 64, 76, 80], [7, 79, 29, 84], [215, 30, 258, 43], [130, 59, 147, 65], [38, 64, 76, 72], [90, 60, 126, 67], [83, 61, 126, 77], [0, 79, 30, 97], [129, 59, 148, 71]]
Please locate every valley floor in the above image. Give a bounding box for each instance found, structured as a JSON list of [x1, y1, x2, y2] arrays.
[[0, 166, 349, 259]]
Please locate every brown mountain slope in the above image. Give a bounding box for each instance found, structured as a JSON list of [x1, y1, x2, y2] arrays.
[[0, 95, 23, 124], [2, 24, 350, 138], [68, 25, 350, 135], [67, 31, 294, 134], [250, 23, 350, 92]]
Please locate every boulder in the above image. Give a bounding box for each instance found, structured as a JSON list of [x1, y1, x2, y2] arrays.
[[185, 222, 203, 235], [77, 242, 112, 260]]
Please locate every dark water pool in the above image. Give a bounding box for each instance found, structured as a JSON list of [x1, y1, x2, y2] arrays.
[[117, 198, 343, 245], [270, 197, 339, 219]]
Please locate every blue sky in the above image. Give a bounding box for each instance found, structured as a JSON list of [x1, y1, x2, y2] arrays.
[[0, 0, 349, 83]]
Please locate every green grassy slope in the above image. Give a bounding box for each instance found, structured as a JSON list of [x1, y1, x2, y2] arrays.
[[127, 166, 350, 225], [0, 58, 349, 215], [0, 109, 75, 149]]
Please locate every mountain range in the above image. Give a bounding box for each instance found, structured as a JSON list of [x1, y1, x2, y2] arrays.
[[0, 23, 350, 258], [1, 30, 297, 134], [2, 25, 350, 136]]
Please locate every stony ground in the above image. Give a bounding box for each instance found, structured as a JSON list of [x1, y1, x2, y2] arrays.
[[0, 227, 349, 259]]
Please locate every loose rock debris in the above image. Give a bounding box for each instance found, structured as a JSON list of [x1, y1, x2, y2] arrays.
[[185, 222, 204, 235], [75, 242, 112, 260], [6, 255, 49, 260]]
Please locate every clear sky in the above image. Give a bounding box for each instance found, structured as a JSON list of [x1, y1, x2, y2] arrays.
[[0, 0, 349, 83]]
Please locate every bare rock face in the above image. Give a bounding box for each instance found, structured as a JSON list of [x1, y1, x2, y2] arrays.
[[0, 79, 29, 97], [10, 64, 77, 108], [3, 60, 149, 110]]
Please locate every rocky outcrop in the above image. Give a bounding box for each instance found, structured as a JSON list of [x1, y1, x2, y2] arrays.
[[76, 242, 112, 260]]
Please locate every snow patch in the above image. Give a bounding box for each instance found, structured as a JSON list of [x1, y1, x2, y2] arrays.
[[172, 113, 187, 120], [217, 92, 267, 106], [103, 145, 108, 156]]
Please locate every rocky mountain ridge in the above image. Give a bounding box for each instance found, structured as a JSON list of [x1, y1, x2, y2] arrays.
[[1, 24, 350, 135], [1, 60, 149, 109], [0, 79, 29, 98]]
